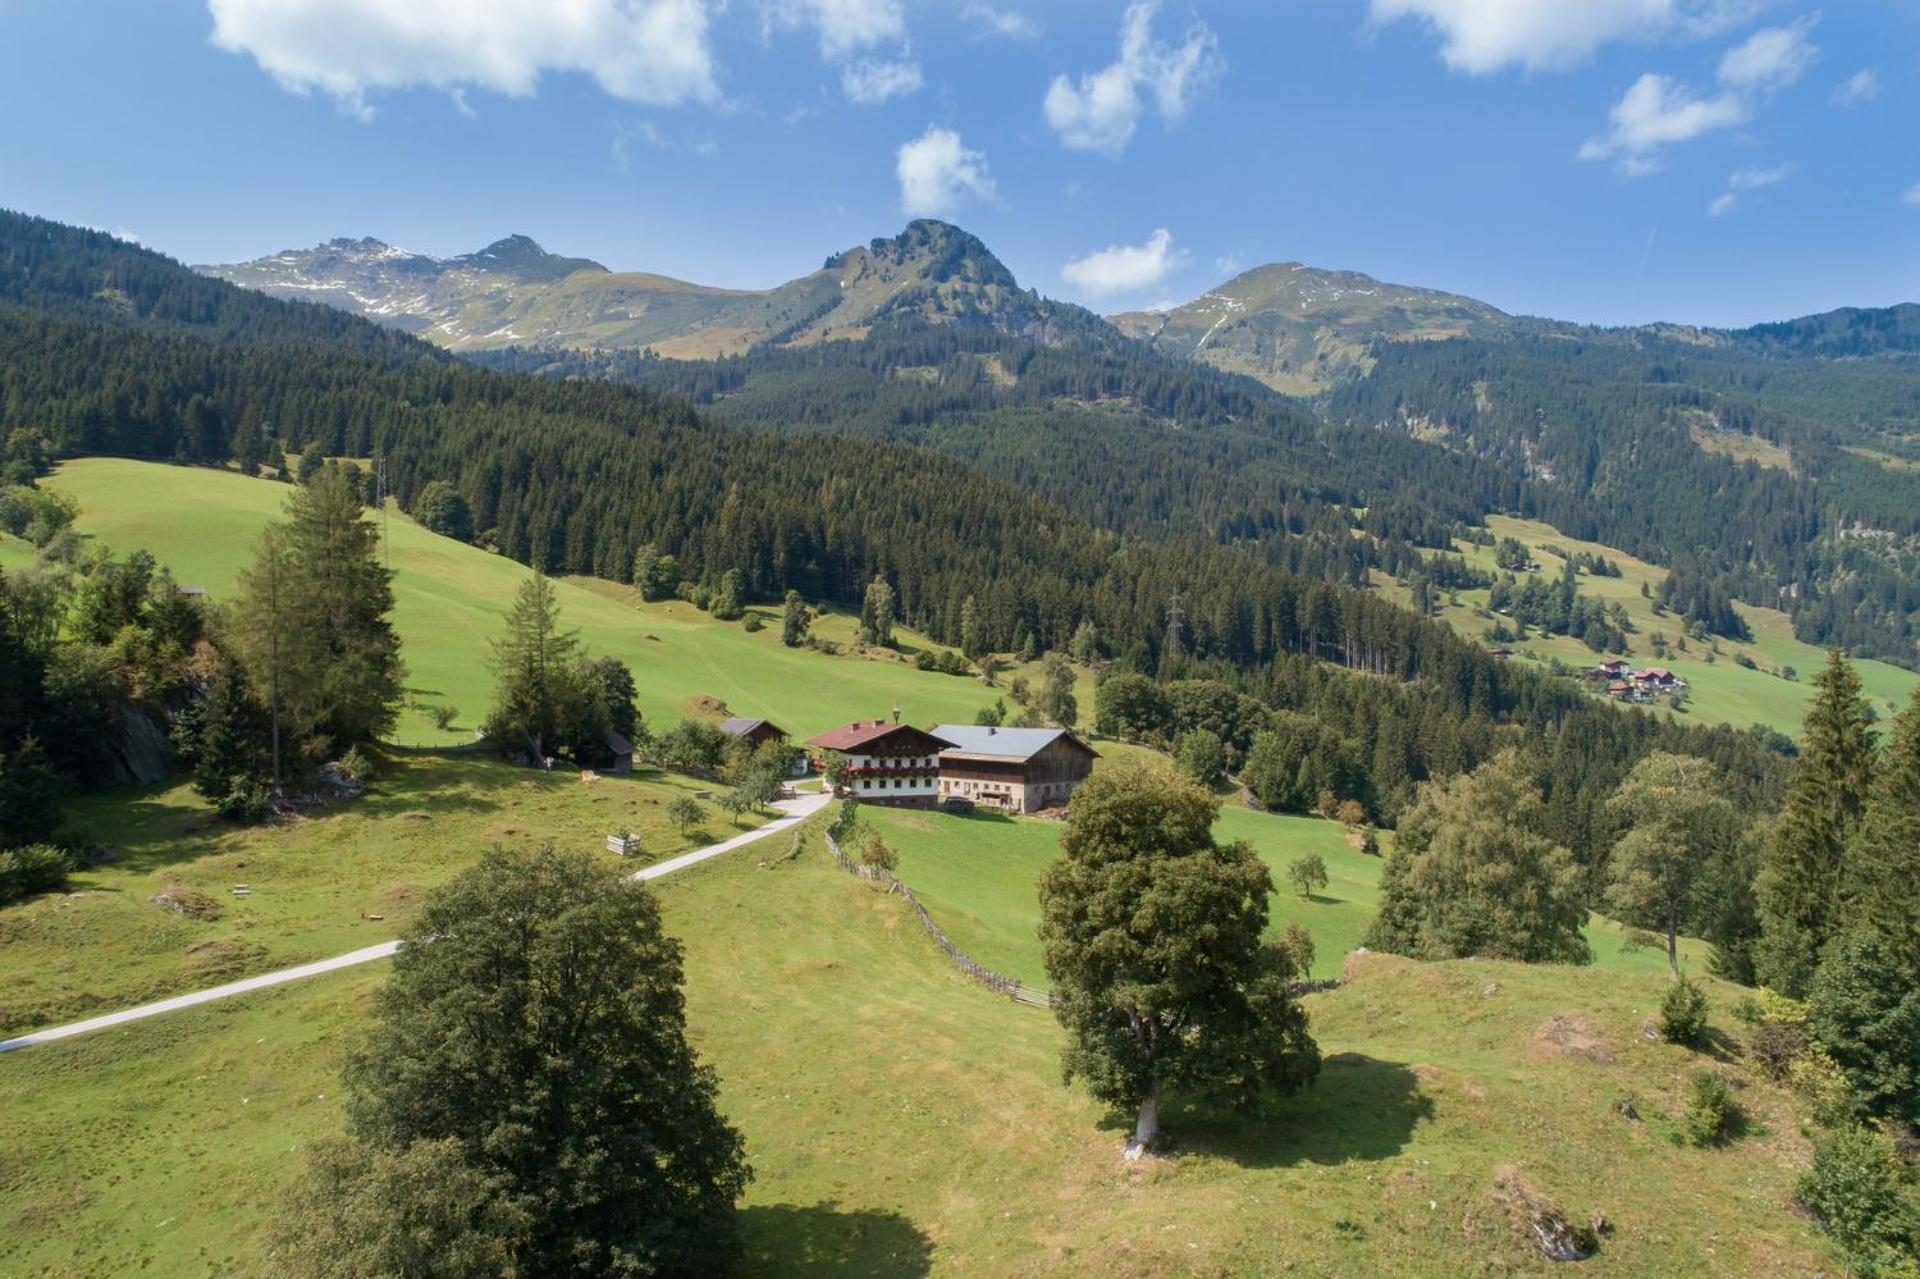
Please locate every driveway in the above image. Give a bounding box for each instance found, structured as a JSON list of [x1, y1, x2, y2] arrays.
[[0, 791, 831, 1053]]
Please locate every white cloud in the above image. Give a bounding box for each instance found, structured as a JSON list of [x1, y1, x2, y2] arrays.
[[774, 0, 905, 57], [1831, 67, 1880, 107], [208, 0, 719, 120], [841, 56, 923, 102], [1214, 254, 1242, 276], [895, 126, 995, 217], [963, 4, 1039, 40], [1717, 15, 1819, 94], [1061, 228, 1186, 298], [1366, 0, 1758, 75], [1043, 2, 1222, 155], [1904, 183, 1920, 208], [1581, 15, 1819, 175], [1579, 72, 1747, 173], [1708, 161, 1792, 215]]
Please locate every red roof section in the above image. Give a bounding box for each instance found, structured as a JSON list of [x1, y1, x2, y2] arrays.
[[805, 720, 956, 753]]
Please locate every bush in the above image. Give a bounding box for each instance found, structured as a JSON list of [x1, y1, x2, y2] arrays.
[[336, 745, 374, 784], [1798, 1125, 1920, 1278], [1659, 975, 1710, 1046], [0, 843, 70, 906], [741, 613, 764, 633], [1793, 1047, 1862, 1128], [1682, 1069, 1736, 1147], [428, 704, 460, 731], [1738, 989, 1810, 1080], [215, 777, 272, 824], [859, 835, 898, 874], [1278, 921, 1315, 979]]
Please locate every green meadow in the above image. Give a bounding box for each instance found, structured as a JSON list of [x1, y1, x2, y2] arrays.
[[864, 803, 1709, 990], [17, 458, 1044, 746], [1, 822, 1837, 1277], [1375, 513, 1919, 736], [0, 753, 766, 1035]]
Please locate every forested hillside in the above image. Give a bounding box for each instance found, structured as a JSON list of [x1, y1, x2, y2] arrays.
[[0, 208, 1795, 860]]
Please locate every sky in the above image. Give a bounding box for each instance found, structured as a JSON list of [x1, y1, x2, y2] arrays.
[[1, 0, 1917, 327]]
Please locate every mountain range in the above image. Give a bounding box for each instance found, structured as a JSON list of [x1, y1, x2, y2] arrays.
[[201, 222, 1920, 401], [198, 221, 1090, 359]]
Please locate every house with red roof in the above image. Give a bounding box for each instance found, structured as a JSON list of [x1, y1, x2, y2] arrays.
[[806, 719, 957, 808]]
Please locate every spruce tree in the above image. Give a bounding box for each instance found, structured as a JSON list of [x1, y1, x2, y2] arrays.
[[960, 594, 984, 659], [1848, 688, 1920, 971], [1756, 652, 1878, 996], [709, 568, 744, 621], [232, 470, 404, 763]]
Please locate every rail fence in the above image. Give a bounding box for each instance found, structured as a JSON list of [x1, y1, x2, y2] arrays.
[[824, 822, 1056, 1010]]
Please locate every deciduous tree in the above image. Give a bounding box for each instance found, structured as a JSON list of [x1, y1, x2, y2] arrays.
[[1039, 762, 1319, 1154]]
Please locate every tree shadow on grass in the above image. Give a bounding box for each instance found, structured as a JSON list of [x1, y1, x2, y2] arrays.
[[1162, 1054, 1436, 1168], [738, 1202, 934, 1277]]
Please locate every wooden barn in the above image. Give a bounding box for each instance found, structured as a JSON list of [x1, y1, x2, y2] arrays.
[[929, 725, 1099, 814]]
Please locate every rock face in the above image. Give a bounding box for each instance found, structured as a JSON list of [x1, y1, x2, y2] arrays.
[[87, 703, 173, 787], [1484, 1165, 1601, 1263]]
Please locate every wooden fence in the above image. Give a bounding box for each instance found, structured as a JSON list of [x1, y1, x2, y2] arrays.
[[824, 816, 1338, 1011], [825, 824, 1057, 1011]]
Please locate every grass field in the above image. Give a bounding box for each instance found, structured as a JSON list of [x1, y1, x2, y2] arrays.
[[865, 803, 1709, 990], [1, 823, 1839, 1277], [1376, 514, 1919, 736], [20, 458, 1063, 746], [0, 753, 770, 1035]]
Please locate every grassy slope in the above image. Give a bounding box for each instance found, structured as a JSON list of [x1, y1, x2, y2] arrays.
[[1, 833, 1837, 1277], [30, 458, 1029, 746], [868, 804, 1707, 990], [1376, 514, 1918, 736], [0, 753, 762, 1035]]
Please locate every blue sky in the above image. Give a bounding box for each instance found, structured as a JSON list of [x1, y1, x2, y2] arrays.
[[2, 0, 1916, 326]]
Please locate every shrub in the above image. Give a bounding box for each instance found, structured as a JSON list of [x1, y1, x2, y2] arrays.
[[1659, 975, 1710, 1046], [428, 704, 460, 731], [741, 613, 764, 633], [1793, 1047, 1861, 1128], [1278, 921, 1315, 979], [215, 777, 272, 824], [0, 843, 70, 906], [336, 745, 374, 784], [1682, 1069, 1736, 1147], [1798, 1125, 1920, 1278], [1739, 989, 1810, 1081], [859, 835, 898, 874]]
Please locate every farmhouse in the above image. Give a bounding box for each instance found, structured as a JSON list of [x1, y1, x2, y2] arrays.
[[720, 717, 788, 750], [1589, 658, 1632, 681], [930, 725, 1099, 814], [807, 719, 955, 808], [721, 716, 807, 774], [1633, 666, 1686, 692]]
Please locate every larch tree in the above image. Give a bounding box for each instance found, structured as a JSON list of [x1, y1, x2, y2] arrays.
[[1038, 761, 1319, 1155], [1757, 651, 1878, 996], [1603, 752, 1741, 979], [484, 570, 586, 762]]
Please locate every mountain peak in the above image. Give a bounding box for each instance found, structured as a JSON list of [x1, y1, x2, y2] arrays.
[[454, 234, 605, 280], [1112, 259, 1511, 395]]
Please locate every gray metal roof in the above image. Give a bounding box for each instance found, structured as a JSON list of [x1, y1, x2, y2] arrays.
[[928, 724, 1083, 762]]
